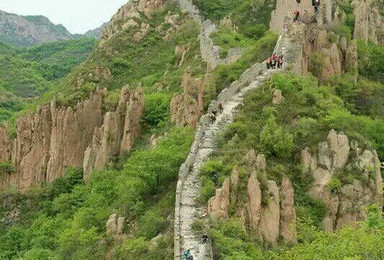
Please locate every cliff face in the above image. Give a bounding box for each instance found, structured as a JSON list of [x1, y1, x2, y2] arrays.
[[0, 87, 145, 192], [300, 27, 358, 80], [352, 0, 384, 45], [0, 10, 74, 47], [301, 130, 383, 231], [83, 87, 145, 179]]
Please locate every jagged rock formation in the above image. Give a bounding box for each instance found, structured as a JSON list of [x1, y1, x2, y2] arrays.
[[280, 176, 297, 244], [352, 0, 384, 45], [0, 87, 145, 191], [208, 150, 297, 245], [170, 73, 204, 128], [207, 167, 239, 220], [300, 26, 358, 80], [271, 1, 358, 81], [99, 0, 164, 46], [0, 10, 74, 47], [46, 91, 104, 184], [301, 129, 383, 231], [83, 87, 145, 179]]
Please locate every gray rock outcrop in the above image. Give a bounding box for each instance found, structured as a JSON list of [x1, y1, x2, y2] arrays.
[[352, 0, 384, 45], [300, 27, 358, 80], [301, 129, 383, 231]]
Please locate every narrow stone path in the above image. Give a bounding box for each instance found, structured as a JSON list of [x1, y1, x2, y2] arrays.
[[174, 68, 275, 260], [174, 2, 304, 259]]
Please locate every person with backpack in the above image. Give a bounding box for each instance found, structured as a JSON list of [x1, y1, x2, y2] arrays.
[[184, 249, 191, 260], [210, 111, 216, 124]]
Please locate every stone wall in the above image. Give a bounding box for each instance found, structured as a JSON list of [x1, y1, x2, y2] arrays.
[[178, 0, 243, 70], [174, 22, 300, 258], [301, 129, 383, 231], [0, 87, 145, 192]]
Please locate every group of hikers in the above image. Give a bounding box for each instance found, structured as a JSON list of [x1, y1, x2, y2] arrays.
[[266, 53, 284, 70], [293, 0, 321, 23]]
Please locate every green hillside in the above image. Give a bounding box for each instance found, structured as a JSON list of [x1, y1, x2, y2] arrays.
[[0, 39, 95, 122], [0, 0, 383, 260]]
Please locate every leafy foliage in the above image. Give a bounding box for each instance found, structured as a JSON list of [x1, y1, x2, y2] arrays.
[[0, 39, 95, 122], [0, 127, 194, 259]]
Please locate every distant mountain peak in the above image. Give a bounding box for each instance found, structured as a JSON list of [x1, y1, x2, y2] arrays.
[[0, 10, 106, 47]]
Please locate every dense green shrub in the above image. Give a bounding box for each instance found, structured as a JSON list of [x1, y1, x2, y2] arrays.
[[142, 93, 172, 130], [357, 40, 384, 83], [0, 162, 16, 174], [260, 115, 294, 159]]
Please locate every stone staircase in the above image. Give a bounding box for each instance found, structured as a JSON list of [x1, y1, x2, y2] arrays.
[[174, 3, 305, 260], [174, 68, 275, 260]]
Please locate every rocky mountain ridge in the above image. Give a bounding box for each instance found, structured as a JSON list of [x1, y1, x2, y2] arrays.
[[0, 10, 105, 47]]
